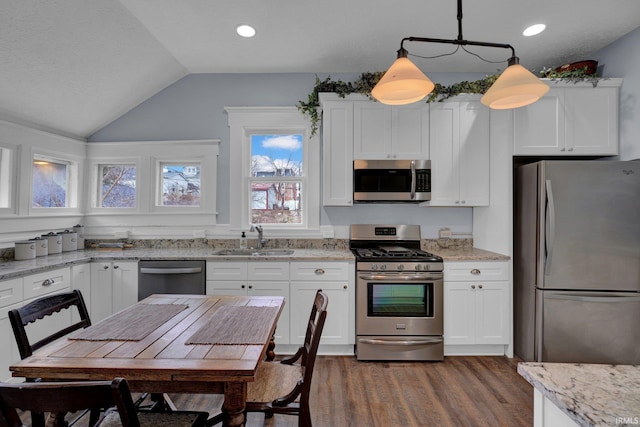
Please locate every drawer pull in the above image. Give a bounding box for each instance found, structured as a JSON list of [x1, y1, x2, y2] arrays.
[[113, 265, 119, 269], [470, 268, 481, 275], [103, 265, 109, 270], [42, 279, 54, 287], [471, 284, 476, 289], [314, 268, 325, 275], [478, 284, 483, 289]]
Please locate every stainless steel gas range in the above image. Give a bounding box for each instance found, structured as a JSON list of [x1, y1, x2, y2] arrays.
[[350, 224, 444, 361]]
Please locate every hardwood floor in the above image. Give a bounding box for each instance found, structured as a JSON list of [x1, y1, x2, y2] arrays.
[[170, 355, 534, 427]]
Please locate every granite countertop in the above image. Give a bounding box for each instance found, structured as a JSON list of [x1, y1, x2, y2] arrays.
[[431, 247, 510, 261], [518, 362, 640, 426]]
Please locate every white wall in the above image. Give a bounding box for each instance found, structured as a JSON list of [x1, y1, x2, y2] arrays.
[[594, 26, 640, 161]]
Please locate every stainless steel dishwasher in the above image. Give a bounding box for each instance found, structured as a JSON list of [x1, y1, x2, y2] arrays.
[[138, 260, 205, 301]]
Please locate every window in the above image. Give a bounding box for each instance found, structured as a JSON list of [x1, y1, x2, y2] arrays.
[[159, 162, 201, 207], [32, 155, 78, 208], [98, 164, 136, 208], [250, 134, 302, 224], [226, 107, 319, 233], [0, 146, 13, 208]]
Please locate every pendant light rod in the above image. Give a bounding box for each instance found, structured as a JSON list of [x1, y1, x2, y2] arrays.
[[399, 0, 516, 59]]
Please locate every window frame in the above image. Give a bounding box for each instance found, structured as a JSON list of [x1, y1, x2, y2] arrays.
[[30, 151, 80, 211], [152, 158, 206, 213], [226, 107, 320, 234], [89, 159, 140, 211], [0, 143, 18, 215]]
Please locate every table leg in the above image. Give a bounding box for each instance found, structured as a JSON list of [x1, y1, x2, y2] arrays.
[[222, 381, 247, 427], [266, 333, 276, 361]]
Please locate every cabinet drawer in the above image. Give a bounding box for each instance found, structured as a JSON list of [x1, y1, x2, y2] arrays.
[[290, 262, 350, 281], [248, 262, 289, 281], [0, 278, 23, 309], [444, 262, 509, 281], [23, 268, 71, 300], [206, 262, 248, 281]]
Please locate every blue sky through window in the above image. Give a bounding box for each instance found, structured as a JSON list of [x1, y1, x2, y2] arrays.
[[251, 134, 303, 175]]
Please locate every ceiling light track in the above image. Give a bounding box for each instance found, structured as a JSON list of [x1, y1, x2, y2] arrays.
[[371, 0, 549, 109]]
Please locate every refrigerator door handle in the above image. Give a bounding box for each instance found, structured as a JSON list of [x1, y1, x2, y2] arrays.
[[546, 294, 640, 303], [544, 179, 556, 276]]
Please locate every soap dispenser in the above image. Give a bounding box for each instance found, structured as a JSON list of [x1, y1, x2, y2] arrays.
[[239, 232, 247, 249]]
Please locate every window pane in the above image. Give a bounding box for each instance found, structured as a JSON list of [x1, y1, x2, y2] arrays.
[[250, 134, 303, 177], [100, 165, 136, 208], [32, 159, 69, 207], [0, 147, 11, 208], [251, 181, 302, 224], [161, 163, 201, 206]]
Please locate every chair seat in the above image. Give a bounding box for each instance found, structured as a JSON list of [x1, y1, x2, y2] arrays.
[[247, 361, 303, 403], [98, 408, 208, 427]]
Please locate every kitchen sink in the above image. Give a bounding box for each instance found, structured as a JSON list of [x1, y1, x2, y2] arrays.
[[212, 249, 295, 256]]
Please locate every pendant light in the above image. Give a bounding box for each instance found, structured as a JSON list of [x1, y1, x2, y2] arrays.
[[372, 0, 549, 109]]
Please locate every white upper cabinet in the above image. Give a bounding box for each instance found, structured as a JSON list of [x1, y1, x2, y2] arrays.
[[353, 100, 429, 160], [427, 100, 490, 207], [320, 95, 354, 206], [513, 79, 621, 156]]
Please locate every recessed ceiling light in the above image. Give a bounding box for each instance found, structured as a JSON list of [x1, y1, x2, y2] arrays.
[[236, 24, 256, 38], [523, 24, 546, 37]]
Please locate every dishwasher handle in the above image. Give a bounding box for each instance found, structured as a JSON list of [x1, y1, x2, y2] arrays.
[[139, 267, 203, 275]]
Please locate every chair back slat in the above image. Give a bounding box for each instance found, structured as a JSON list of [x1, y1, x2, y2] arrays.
[[9, 289, 91, 359]]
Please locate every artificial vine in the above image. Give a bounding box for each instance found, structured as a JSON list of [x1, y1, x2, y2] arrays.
[[299, 67, 603, 136]]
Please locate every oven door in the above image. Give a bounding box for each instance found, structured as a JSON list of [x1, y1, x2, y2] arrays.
[[356, 271, 443, 336]]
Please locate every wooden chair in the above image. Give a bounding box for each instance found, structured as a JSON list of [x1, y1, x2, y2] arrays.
[[230, 289, 328, 427], [9, 289, 91, 360], [0, 378, 209, 427]]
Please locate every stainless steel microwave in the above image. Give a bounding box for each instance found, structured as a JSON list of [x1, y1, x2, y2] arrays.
[[353, 159, 431, 203]]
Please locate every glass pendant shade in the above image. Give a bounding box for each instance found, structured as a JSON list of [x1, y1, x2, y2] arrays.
[[371, 57, 435, 105], [481, 63, 550, 109]]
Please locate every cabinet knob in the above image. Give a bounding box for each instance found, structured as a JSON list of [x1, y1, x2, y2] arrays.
[[560, 148, 566, 152], [471, 284, 476, 289], [241, 285, 246, 289], [113, 265, 119, 269], [478, 284, 483, 289], [343, 284, 348, 290], [460, 200, 466, 204], [314, 268, 325, 275], [455, 200, 460, 204], [103, 265, 109, 270], [470, 268, 481, 275], [248, 285, 253, 289], [568, 147, 574, 152]]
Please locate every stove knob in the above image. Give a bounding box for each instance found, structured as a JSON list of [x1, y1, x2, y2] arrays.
[[397, 264, 404, 271], [415, 264, 422, 271], [380, 264, 387, 270], [425, 264, 431, 271], [371, 264, 378, 270]]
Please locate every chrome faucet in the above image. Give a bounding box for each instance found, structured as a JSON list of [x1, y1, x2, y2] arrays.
[[250, 225, 266, 249]]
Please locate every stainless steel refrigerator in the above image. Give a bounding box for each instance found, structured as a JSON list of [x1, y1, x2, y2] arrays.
[[514, 160, 640, 364]]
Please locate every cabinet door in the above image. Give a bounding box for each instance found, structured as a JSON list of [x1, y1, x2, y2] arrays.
[[112, 261, 138, 314], [513, 89, 565, 155], [443, 282, 475, 345], [249, 282, 290, 344], [429, 102, 460, 205], [321, 100, 354, 206], [70, 264, 91, 322], [353, 101, 392, 159], [90, 262, 113, 322], [290, 281, 349, 345], [564, 87, 618, 155], [475, 281, 509, 344], [391, 104, 430, 159], [458, 102, 489, 206], [1, 302, 22, 381]]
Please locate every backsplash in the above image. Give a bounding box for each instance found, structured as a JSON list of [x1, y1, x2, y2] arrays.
[[1, 238, 472, 261]]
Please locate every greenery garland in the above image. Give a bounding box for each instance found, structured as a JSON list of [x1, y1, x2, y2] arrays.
[[299, 68, 601, 136]]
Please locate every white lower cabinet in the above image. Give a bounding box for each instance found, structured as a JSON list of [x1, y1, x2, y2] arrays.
[[290, 261, 353, 346], [90, 261, 138, 322], [207, 261, 290, 344], [1, 268, 73, 381], [70, 263, 91, 322], [444, 261, 510, 354]]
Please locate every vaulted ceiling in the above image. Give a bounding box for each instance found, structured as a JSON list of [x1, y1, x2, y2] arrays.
[[2, 0, 639, 138]]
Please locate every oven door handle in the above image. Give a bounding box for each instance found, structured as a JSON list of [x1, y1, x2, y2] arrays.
[[358, 273, 441, 281], [359, 337, 443, 346]]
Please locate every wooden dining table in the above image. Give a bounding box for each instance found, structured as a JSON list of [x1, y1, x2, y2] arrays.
[[10, 294, 285, 427]]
